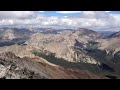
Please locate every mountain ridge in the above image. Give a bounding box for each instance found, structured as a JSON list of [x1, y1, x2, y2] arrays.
[[0, 52, 101, 79], [0, 27, 119, 79]]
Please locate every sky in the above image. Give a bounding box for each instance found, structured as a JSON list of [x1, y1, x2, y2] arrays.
[[0, 11, 120, 31]]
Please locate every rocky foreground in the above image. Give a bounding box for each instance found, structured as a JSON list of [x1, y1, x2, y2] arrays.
[[0, 52, 101, 79]]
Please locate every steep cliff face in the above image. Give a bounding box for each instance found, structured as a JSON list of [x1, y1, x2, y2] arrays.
[[0, 52, 101, 79]]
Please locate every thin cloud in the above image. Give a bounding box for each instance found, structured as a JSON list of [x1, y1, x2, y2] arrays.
[[56, 11, 81, 14], [105, 11, 111, 13], [37, 11, 45, 13], [0, 11, 36, 19]]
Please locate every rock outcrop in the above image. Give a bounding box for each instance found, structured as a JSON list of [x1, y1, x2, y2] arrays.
[[0, 52, 101, 79]]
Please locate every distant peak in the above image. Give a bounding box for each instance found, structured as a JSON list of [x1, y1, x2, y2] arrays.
[[107, 31, 120, 38]]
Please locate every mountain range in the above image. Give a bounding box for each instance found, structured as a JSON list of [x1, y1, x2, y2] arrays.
[[0, 27, 120, 79]]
